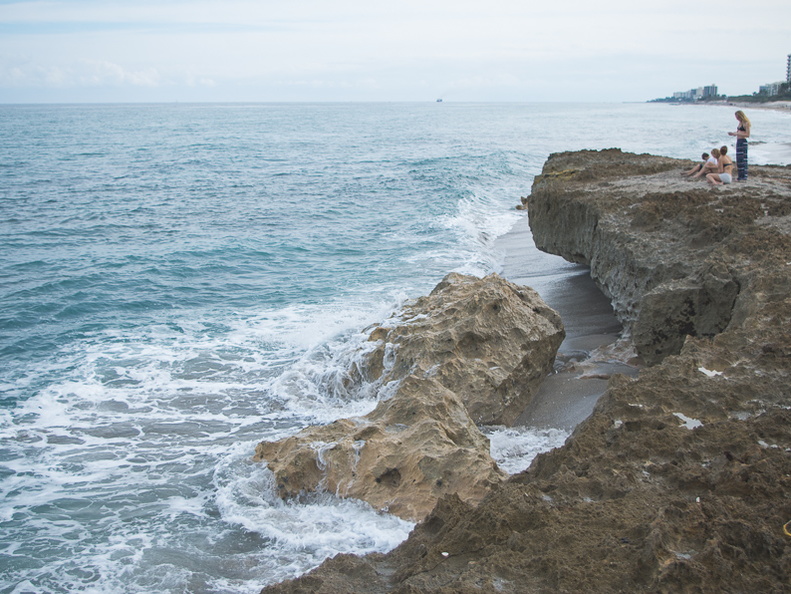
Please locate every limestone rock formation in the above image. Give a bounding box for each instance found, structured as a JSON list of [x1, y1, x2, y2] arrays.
[[528, 149, 742, 364], [261, 151, 791, 593], [360, 272, 565, 426], [255, 375, 506, 521], [255, 272, 565, 521]]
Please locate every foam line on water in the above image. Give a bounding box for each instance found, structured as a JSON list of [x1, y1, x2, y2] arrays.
[[213, 443, 415, 584], [485, 425, 571, 475]]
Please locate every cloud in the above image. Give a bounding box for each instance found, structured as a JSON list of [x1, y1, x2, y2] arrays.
[[0, 58, 151, 88], [0, 0, 789, 102], [0, 56, 218, 91]]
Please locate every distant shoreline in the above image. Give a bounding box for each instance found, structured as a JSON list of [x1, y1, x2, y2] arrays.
[[695, 99, 791, 112]]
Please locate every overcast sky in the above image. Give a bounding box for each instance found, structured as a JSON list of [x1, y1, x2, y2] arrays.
[[1, 0, 789, 103]]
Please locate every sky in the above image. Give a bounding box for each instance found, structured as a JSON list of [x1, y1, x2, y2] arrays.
[[0, 0, 789, 103]]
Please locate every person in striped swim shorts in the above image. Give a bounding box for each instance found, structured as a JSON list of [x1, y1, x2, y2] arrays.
[[728, 110, 751, 181]]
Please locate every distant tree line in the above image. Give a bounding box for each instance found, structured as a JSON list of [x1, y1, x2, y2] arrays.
[[650, 82, 791, 104], [719, 82, 791, 103]]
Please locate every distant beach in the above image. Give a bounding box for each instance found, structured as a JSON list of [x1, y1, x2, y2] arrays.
[[698, 99, 791, 112]]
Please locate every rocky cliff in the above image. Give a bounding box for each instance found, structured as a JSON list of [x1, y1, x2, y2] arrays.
[[528, 150, 743, 366], [260, 150, 791, 593]]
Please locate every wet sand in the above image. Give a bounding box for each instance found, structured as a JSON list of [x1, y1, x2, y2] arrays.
[[496, 214, 640, 430]]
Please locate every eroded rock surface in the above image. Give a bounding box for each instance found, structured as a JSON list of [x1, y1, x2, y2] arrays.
[[360, 272, 565, 426], [254, 272, 564, 521], [527, 149, 748, 365], [261, 150, 791, 593]]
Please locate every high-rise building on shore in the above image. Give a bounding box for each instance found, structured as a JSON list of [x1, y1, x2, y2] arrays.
[[652, 54, 790, 102], [670, 84, 718, 101], [757, 54, 790, 96]]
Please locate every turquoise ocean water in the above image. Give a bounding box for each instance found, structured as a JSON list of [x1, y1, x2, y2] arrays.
[[2, 102, 790, 593]]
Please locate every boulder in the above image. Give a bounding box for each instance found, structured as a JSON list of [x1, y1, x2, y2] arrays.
[[254, 272, 564, 521], [361, 272, 565, 426], [255, 375, 506, 521]]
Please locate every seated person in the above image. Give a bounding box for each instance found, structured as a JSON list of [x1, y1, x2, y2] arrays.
[[707, 145, 734, 185], [690, 149, 720, 179], [681, 152, 710, 177]]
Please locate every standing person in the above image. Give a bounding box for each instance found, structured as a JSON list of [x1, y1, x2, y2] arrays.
[[728, 110, 751, 181]]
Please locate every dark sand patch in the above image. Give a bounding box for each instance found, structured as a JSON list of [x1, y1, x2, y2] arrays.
[[496, 215, 640, 429]]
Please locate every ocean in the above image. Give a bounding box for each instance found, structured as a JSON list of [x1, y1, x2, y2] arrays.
[[2, 102, 790, 593]]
